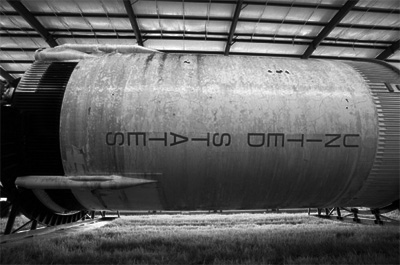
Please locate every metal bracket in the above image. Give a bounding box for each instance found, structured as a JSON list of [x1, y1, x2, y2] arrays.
[[371, 209, 383, 225], [317, 208, 322, 216], [336, 207, 343, 220], [4, 201, 20, 235], [351, 208, 360, 223], [311, 205, 398, 225]]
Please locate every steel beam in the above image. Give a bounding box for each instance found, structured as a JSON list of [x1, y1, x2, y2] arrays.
[[336, 207, 343, 220], [0, 11, 325, 25], [3, 70, 25, 75], [351, 208, 360, 223], [385, 59, 400, 63], [0, 67, 15, 83], [376, 40, 400, 60], [2, 10, 399, 31], [4, 202, 19, 235], [1, 32, 391, 49], [4, 0, 394, 13], [6, 0, 58, 47], [0, 60, 34, 64], [122, 0, 143, 46], [154, 0, 340, 10], [1, 27, 396, 45], [225, 0, 243, 55], [0, 47, 37, 52], [157, 0, 400, 13], [31, 220, 38, 230], [302, 0, 359, 59]]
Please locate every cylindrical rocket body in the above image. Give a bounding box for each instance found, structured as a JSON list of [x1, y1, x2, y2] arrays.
[[57, 54, 398, 211]]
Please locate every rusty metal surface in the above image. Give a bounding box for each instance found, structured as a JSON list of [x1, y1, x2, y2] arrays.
[[60, 54, 383, 210]]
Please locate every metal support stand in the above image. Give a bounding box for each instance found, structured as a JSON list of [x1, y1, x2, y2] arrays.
[[308, 208, 311, 215], [336, 207, 343, 220], [91, 211, 95, 219], [4, 202, 19, 235], [0, 201, 12, 218], [31, 220, 38, 230], [313, 205, 398, 225], [351, 208, 360, 223], [117, 211, 120, 218], [325, 208, 330, 216], [101, 211, 106, 218], [12, 220, 34, 234], [371, 209, 383, 225]]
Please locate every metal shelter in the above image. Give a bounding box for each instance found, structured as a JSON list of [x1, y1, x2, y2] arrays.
[[0, 0, 399, 82]]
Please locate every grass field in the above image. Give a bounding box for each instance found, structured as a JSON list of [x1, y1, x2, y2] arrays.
[[1, 212, 399, 264], [0, 214, 32, 232]]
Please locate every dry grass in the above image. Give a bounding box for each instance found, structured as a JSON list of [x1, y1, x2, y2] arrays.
[[0, 212, 399, 264]]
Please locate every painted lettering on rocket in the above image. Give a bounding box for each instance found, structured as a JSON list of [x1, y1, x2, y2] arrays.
[[287, 134, 304, 147], [170, 132, 188, 146], [325, 134, 341, 147], [106, 132, 360, 148], [106, 132, 232, 147], [106, 132, 124, 146], [191, 133, 211, 146], [248, 133, 285, 147], [247, 133, 359, 148], [343, 134, 360, 147], [149, 132, 168, 146], [213, 133, 231, 146], [127, 132, 146, 146]]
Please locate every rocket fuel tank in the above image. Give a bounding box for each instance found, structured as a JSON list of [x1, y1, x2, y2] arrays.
[[11, 54, 400, 212]]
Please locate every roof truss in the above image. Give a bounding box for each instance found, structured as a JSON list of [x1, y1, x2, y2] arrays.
[[6, 0, 58, 47], [224, 0, 243, 55], [2, 11, 399, 31], [122, 0, 143, 46], [302, 0, 359, 59], [0, 67, 15, 83], [376, 40, 400, 60], [0, 0, 399, 76]]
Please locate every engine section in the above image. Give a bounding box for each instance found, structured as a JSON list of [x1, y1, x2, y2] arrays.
[[7, 53, 400, 214]]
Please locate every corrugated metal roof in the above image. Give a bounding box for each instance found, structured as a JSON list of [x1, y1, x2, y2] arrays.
[[0, 0, 399, 81]]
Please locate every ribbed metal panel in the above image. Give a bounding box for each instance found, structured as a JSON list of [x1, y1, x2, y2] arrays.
[[344, 61, 400, 207], [13, 61, 77, 176], [11, 61, 86, 216]]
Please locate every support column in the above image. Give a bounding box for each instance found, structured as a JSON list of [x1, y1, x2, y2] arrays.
[[351, 208, 360, 223], [325, 208, 330, 216], [4, 202, 19, 235], [336, 207, 343, 220], [371, 209, 383, 225], [31, 220, 38, 230]]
